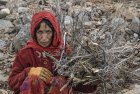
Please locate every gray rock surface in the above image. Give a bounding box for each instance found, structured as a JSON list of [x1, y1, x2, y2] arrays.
[[0, 20, 14, 30], [0, 0, 8, 5], [133, 68, 140, 77], [0, 8, 10, 19], [130, 17, 140, 34], [18, 7, 29, 14]]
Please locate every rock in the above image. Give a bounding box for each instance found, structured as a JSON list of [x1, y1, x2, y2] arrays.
[[85, 7, 92, 12], [0, 0, 8, 5], [5, 26, 20, 34], [66, 2, 72, 7], [12, 24, 30, 52], [79, 12, 90, 22], [101, 17, 107, 24], [85, 2, 92, 12], [85, 2, 92, 7], [70, 5, 90, 21], [134, 33, 138, 38], [0, 52, 5, 61], [84, 21, 93, 29], [137, 9, 140, 18], [0, 20, 14, 30], [72, 0, 85, 6], [106, 83, 112, 89], [0, 8, 10, 19], [0, 89, 8, 94], [123, 84, 140, 94], [95, 21, 102, 27], [125, 28, 134, 35], [130, 17, 140, 34], [100, 34, 106, 40], [133, 58, 140, 66], [15, 1, 27, 7], [0, 39, 5, 48], [5, 14, 16, 22], [60, 2, 69, 12], [132, 33, 139, 42], [64, 15, 73, 25], [122, 7, 135, 21], [70, 5, 82, 15], [18, 7, 29, 14], [110, 17, 127, 30], [133, 68, 140, 77], [19, 13, 32, 24], [0, 70, 8, 81]]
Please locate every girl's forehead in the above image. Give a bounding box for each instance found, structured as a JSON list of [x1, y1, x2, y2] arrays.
[[39, 22, 51, 30]]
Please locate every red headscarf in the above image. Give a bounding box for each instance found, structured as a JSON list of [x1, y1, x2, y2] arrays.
[[25, 11, 65, 52]]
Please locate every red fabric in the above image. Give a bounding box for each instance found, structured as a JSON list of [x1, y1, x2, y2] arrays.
[[8, 11, 70, 94], [20, 76, 72, 94]]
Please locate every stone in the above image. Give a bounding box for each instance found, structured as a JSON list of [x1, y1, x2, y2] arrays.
[[84, 21, 93, 29], [64, 15, 73, 25], [85, 7, 92, 12], [0, 52, 5, 61], [12, 24, 30, 52], [66, 2, 72, 7], [5, 14, 16, 22], [101, 17, 107, 24], [0, 0, 8, 5], [0, 8, 10, 19], [0, 70, 8, 81], [133, 68, 140, 77], [71, 5, 82, 15], [19, 13, 32, 24], [125, 28, 134, 35], [137, 9, 140, 18], [122, 7, 135, 21], [106, 83, 112, 89], [123, 84, 140, 94], [18, 7, 29, 14], [0, 39, 5, 48], [0, 89, 8, 94], [15, 1, 27, 7], [134, 33, 138, 38], [72, 0, 85, 6], [0, 20, 14, 30], [130, 17, 140, 34], [96, 21, 102, 27], [110, 17, 127, 30], [133, 58, 140, 66]]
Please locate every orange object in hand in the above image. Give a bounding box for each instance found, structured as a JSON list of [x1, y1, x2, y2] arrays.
[[28, 67, 53, 82]]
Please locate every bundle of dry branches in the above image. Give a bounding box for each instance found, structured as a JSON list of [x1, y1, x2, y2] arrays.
[[45, 0, 140, 94]]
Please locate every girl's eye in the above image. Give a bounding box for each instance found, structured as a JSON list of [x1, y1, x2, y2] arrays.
[[46, 30, 52, 34], [37, 30, 52, 34], [37, 31, 43, 34]]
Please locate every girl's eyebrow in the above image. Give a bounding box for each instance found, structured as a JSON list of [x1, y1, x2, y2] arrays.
[[46, 30, 52, 32], [37, 30, 43, 32]]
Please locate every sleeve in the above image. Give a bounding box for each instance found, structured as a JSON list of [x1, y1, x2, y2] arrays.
[[8, 52, 31, 92]]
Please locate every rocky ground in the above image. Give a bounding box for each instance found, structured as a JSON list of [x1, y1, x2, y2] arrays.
[[0, 0, 140, 94]]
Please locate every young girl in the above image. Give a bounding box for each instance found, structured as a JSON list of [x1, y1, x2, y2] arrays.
[[8, 11, 97, 94]]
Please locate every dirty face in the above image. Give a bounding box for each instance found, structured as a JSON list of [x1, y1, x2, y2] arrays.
[[36, 22, 53, 47]]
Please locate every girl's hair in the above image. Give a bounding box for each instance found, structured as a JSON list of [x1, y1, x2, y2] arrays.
[[34, 19, 55, 44]]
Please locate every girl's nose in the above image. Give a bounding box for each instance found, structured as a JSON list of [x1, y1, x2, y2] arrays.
[[42, 33, 48, 40]]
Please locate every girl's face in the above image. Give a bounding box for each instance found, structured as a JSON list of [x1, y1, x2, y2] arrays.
[[36, 22, 53, 47]]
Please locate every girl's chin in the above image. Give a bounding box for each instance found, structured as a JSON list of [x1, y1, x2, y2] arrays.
[[40, 43, 50, 47]]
